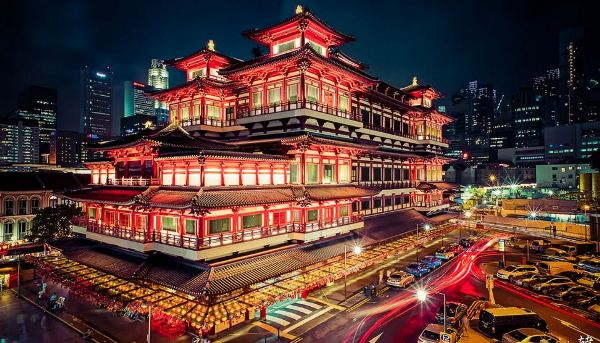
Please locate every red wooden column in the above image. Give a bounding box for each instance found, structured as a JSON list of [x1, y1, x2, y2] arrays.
[[232, 209, 239, 234], [179, 214, 185, 246], [269, 163, 274, 185], [300, 153, 306, 184], [198, 218, 205, 243], [238, 162, 243, 185], [262, 82, 268, 110], [334, 153, 340, 184], [318, 150, 323, 183], [282, 75, 288, 107], [171, 162, 176, 185], [185, 162, 190, 186], [255, 163, 259, 185], [300, 72, 306, 105], [220, 162, 225, 186]]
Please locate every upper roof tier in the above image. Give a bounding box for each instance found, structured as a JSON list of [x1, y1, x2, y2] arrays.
[[242, 8, 354, 50]]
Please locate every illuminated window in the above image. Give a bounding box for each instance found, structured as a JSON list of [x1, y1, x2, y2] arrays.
[[209, 218, 231, 234], [274, 40, 297, 54], [161, 216, 177, 232], [242, 214, 262, 229], [252, 91, 262, 108], [288, 84, 298, 102], [340, 205, 349, 216], [306, 163, 319, 183], [88, 208, 97, 219], [307, 85, 318, 102], [206, 105, 221, 120], [268, 87, 281, 105], [307, 41, 325, 56], [338, 165, 350, 183], [307, 210, 319, 222], [289, 163, 299, 183], [339, 95, 349, 112], [323, 164, 336, 183], [190, 68, 205, 79], [184, 219, 196, 235], [180, 106, 190, 121]]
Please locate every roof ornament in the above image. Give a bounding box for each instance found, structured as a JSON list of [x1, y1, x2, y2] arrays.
[[207, 39, 215, 51], [295, 4, 304, 14], [412, 76, 418, 86]]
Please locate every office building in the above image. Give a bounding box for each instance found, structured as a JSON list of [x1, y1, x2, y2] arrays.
[[81, 65, 113, 138], [536, 163, 592, 189], [123, 81, 155, 118], [513, 87, 543, 148], [0, 118, 40, 164], [148, 59, 170, 126], [49, 130, 84, 167], [545, 121, 600, 162], [120, 114, 157, 136], [13, 85, 57, 160]]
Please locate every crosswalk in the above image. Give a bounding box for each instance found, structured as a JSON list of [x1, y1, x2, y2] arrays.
[[265, 299, 324, 329]]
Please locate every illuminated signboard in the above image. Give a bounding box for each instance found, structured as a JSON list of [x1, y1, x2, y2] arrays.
[[96, 72, 107, 78]]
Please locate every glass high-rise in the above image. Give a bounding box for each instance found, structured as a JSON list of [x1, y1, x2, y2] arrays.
[[81, 65, 113, 138], [147, 59, 169, 126]]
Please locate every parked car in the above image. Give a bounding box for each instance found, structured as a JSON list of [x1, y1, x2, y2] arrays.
[[386, 271, 415, 288], [435, 247, 455, 260], [557, 270, 586, 282], [422, 256, 442, 269], [535, 261, 575, 276], [530, 240, 551, 253], [532, 277, 573, 293], [576, 295, 600, 310], [541, 248, 577, 262], [406, 262, 431, 277], [435, 302, 467, 326], [496, 265, 539, 281], [563, 289, 598, 303], [511, 272, 539, 286], [479, 307, 548, 338], [502, 328, 559, 343], [576, 258, 600, 273], [417, 323, 458, 343], [576, 273, 600, 290], [520, 275, 554, 289], [550, 284, 588, 300]]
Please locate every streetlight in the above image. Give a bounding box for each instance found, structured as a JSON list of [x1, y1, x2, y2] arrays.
[[416, 289, 447, 333], [415, 224, 431, 262], [344, 244, 362, 300]]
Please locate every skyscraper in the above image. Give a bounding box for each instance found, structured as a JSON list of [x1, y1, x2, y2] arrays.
[[13, 85, 57, 161], [0, 117, 40, 164], [147, 59, 169, 126], [81, 65, 113, 138], [122, 81, 158, 136], [533, 68, 562, 126], [49, 130, 84, 167], [512, 87, 543, 148]]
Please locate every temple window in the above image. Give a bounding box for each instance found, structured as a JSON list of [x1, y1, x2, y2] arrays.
[[206, 105, 221, 121], [384, 168, 392, 181], [204, 167, 221, 186], [169, 107, 177, 122], [225, 106, 234, 121], [162, 169, 173, 186], [184, 219, 196, 235], [338, 163, 350, 183], [268, 87, 281, 105], [373, 114, 381, 127], [374, 198, 382, 208], [92, 171, 99, 184], [241, 167, 257, 185], [252, 91, 262, 108], [360, 167, 370, 181], [190, 68, 205, 79], [272, 211, 287, 226], [306, 40, 325, 56], [258, 167, 271, 185], [394, 168, 401, 180], [288, 83, 298, 102], [188, 169, 201, 186], [361, 200, 370, 210], [373, 167, 382, 181], [181, 106, 190, 121], [423, 97, 432, 108], [30, 197, 39, 212], [161, 216, 177, 232], [272, 168, 285, 185], [88, 208, 97, 219], [361, 108, 370, 124], [339, 94, 349, 112], [306, 162, 319, 183], [209, 218, 231, 234], [322, 87, 334, 107], [194, 102, 201, 119], [224, 167, 240, 186], [322, 162, 336, 184], [307, 209, 319, 222], [289, 163, 299, 183], [273, 39, 298, 55], [242, 214, 262, 229], [340, 205, 349, 217], [385, 198, 392, 207], [306, 84, 318, 102], [108, 169, 115, 182], [174, 168, 187, 185], [17, 199, 26, 215]]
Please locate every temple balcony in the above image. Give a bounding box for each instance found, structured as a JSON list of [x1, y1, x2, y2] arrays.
[[236, 100, 362, 128], [416, 135, 450, 147], [179, 117, 246, 133], [105, 177, 160, 186], [412, 200, 451, 213], [71, 215, 363, 261], [355, 180, 418, 190]]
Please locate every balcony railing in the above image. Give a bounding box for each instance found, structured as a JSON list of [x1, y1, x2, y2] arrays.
[[72, 215, 363, 251], [416, 135, 449, 144], [357, 180, 418, 189], [362, 124, 417, 139], [180, 117, 236, 128], [107, 178, 160, 186], [237, 100, 360, 122]]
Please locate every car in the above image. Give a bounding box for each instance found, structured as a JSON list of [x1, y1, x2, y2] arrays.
[[459, 237, 477, 248], [417, 323, 458, 343], [532, 277, 574, 293], [386, 271, 415, 288], [576, 259, 600, 273], [535, 261, 575, 276], [588, 303, 600, 318], [541, 248, 577, 262], [549, 284, 588, 300], [511, 272, 538, 286], [520, 275, 553, 289], [564, 290, 598, 304], [557, 270, 586, 282], [435, 247, 455, 260], [496, 265, 539, 281], [530, 240, 551, 253], [502, 328, 559, 343], [576, 295, 600, 310], [422, 256, 442, 269], [406, 262, 431, 277], [576, 273, 600, 290], [435, 302, 467, 326]]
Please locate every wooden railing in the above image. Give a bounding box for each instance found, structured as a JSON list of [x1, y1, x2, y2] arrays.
[[237, 100, 360, 122], [72, 215, 363, 250], [107, 178, 160, 186]]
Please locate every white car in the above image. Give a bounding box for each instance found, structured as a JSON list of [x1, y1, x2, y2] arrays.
[[502, 328, 559, 343], [386, 271, 415, 288], [496, 265, 539, 280], [418, 324, 458, 343]]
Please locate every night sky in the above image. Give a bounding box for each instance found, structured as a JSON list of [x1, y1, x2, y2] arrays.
[[2, 0, 591, 134]]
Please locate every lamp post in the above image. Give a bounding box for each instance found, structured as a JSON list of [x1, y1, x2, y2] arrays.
[[344, 244, 362, 300], [415, 224, 430, 262], [416, 289, 447, 333]]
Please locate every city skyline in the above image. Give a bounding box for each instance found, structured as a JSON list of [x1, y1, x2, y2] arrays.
[[3, 0, 595, 134]]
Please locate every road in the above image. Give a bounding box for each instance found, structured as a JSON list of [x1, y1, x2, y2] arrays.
[[294, 234, 600, 343]]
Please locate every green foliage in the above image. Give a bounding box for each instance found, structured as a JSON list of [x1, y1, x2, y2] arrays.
[[28, 204, 82, 243]]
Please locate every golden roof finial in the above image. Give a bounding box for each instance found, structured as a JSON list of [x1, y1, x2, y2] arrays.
[[295, 4, 304, 14], [412, 76, 418, 86], [207, 39, 215, 51]]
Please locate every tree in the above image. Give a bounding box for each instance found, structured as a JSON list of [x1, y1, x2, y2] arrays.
[[28, 204, 82, 243]]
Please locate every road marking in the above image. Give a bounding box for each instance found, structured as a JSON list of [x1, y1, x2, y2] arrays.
[[275, 309, 302, 320], [287, 304, 312, 314], [553, 317, 600, 342], [266, 315, 290, 326], [253, 321, 297, 340], [306, 296, 346, 310], [298, 299, 323, 309], [369, 332, 383, 343], [283, 306, 331, 333]]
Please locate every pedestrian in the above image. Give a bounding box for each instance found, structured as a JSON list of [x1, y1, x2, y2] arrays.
[[38, 282, 47, 299]]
